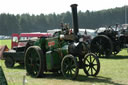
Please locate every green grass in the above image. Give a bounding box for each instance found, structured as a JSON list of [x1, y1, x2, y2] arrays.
[[0, 39, 11, 49], [0, 48, 128, 85]]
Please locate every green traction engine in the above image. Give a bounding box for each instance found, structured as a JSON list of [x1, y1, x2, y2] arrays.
[[24, 4, 100, 80]]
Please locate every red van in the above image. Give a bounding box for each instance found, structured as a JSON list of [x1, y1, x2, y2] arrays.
[[11, 33, 51, 48], [3, 32, 51, 67]]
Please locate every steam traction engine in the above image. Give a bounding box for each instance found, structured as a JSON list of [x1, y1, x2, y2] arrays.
[[90, 24, 128, 57], [24, 4, 100, 79]]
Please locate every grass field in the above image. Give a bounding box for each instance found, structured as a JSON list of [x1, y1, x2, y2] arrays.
[[0, 39, 11, 49], [0, 40, 128, 85], [0, 48, 128, 85]]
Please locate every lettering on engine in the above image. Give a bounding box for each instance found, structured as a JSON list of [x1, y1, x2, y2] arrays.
[[48, 41, 55, 47]]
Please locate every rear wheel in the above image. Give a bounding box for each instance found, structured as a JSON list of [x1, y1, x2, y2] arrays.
[[5, 56, 15, 68], [90, 35, 113, 57], [61, 54, 79, 80], [24, 46, 45, 77], [83, 53, 100, 76]]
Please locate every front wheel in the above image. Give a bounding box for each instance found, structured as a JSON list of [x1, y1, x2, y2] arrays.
[[5, 56, 15, 68], [61, 54, 79, 80], [83, 53, 100, 76]]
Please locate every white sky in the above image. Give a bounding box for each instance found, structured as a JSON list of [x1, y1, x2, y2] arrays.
[[0, 0, 128, 15]]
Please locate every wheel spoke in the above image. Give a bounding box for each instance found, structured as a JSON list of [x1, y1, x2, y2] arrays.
[[71, 68, 76, 73], [90, 56, 92, 62], [66, 70, 70, 76], [63, 61, 68, 66], [69, 70, 72, 76], [84, 64, 89, 67], [87, 67, 91, 72], [34, 67, 39, 74], [92, 66, 97, 72], [67, 58, 71, 63], [69, 60, 73, 66], [92, 58, 96, 63], [64, 65, 68, 72], [71, 64, 75, 68], [86, 58, 90, 63], [93, 64, 98, 66], [91, 68, 93, 75]]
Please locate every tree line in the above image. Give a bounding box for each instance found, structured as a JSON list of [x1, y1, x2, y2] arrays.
[[0, 6, 127, 35]]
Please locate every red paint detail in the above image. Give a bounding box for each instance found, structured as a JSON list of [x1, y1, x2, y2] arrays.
[[48, 41, 55, 46], [18, 42, 27, 47], [11, 33, 19, 48], [11, 33, 51, 48], [19, 33, 51, 37]]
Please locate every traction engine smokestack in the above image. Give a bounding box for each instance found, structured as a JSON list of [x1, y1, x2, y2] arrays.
[[71, 4, 79, 36]]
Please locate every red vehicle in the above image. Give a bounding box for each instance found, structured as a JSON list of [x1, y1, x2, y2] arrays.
[[11, 33, 51, 48], [3, 32, 51, 68]]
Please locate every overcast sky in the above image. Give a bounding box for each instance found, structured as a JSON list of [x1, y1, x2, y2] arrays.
[[0, 0, 127, 15]]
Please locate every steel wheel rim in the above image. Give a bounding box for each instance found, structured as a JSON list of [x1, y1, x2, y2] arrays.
[[83, 53, 100, 76], [25, 47, 41, 77], [91, 35, 113, 57], [61, 55, 78, 79], [5, 56, 14, 67]]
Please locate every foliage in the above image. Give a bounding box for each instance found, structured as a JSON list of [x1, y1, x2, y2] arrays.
[[0, 6, 127, 35]]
